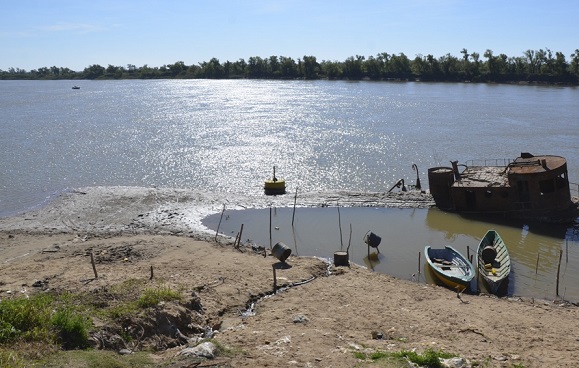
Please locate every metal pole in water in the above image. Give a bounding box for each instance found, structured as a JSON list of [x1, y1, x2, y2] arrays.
[[337, 203, 343, 250], [269, 207, 272, 249], [556, 249, 563, 296], [291, 187, 298, 228], [215, 204, 226, 242]]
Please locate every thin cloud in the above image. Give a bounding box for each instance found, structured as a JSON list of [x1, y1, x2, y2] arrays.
[[39, 22, 108, 34]]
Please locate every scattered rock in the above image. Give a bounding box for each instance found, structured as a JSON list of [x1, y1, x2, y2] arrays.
[[292, 314, 309, 323], [179, 341, 217, 359], [371, 330, 385, 340], [441, 357, 469, 368]]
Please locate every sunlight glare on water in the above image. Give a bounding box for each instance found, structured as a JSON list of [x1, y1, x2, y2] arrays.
[[1, 79, 578, 217]]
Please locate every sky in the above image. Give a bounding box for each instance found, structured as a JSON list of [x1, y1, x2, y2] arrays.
[[1, 0, 577, 72]]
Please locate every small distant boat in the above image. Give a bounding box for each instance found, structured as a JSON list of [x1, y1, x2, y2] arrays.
[[425, 245, 475, 292], [264, 166, 286, 195], [72, 86, 80, 89], [477, 230, 511, 294]]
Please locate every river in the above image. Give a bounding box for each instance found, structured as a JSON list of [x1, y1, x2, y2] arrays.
[[1, 79, 578, 300]]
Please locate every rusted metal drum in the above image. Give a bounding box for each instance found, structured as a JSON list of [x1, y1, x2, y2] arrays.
[[333, 251, 349, 267], [428, 167, 455, 209], [364, 232, 381, 248], [481, 246, 497, 264], [272, 242, 292, 262]]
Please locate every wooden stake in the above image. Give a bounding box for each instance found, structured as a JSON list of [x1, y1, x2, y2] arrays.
[[215, 204, 226, 241], [418, 251, 421, 275], [347, 224, 352, 253], [90, 252, 98, 279], [272, 264, 277, 294], [236, 224, 244, 249], [556, 249, 563, 296], [337, 203, 343, 250], [466, 246, 470, 261], [149, 265, 154, 280], [291, 187, 298, 228], [269, 207, 272, 249], [535, 253, 540, 275]]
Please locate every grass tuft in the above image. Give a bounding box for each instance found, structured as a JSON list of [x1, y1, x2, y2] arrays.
[[392, 348, 456, 368], [137, 285, 182, 308]]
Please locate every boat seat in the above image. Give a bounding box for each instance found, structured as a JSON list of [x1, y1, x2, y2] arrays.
[[433, 258, 453, 265]]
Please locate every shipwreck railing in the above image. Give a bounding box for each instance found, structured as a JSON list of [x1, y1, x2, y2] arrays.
[[465, 158, 513, 167]]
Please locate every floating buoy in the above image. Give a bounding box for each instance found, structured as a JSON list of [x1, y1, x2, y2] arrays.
[[264, 166, 286, 195]]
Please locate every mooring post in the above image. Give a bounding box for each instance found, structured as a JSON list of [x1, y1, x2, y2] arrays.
[[215, 204, 226, 241], [418, 251, 421, 275], [272, 264, 277, 294], [90, 252, 98, 279], [237, 224, 244, 248], [556, 249, 563, 296], [337, 203, 343, 250], [269, 207, 272, 249], [535, 253, 540, 275], [291, 187, 298, 228]]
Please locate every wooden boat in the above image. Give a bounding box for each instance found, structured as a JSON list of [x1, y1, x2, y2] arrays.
[[72, 86, 80, 89], [477, 230, 511, 294], [264, 166, 286, 195], [424, 245, 475, 292]]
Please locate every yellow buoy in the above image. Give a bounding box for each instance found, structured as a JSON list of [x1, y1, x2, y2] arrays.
[[264, 166, 286, 195]]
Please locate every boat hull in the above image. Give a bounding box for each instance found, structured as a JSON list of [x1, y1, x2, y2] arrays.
[[477, 230, 511, 295], [428, 153, 579, 224], [425, 245, 475, 292]]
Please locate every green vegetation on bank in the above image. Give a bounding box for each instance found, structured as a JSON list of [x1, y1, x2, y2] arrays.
[[0, 281, 184, 367], [2, 48, 579, 84], [354, 348, 457, 367]]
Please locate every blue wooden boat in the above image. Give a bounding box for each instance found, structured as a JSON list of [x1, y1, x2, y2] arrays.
[[425, 245, 475, 292]]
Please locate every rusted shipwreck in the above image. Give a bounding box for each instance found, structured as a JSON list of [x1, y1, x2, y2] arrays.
[[428, 153, 579, 224]]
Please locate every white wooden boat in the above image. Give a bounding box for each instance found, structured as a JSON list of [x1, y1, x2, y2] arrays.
[[477, 229, 511, 294]]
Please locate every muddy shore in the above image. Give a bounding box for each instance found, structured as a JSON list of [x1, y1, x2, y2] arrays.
[[1, 187, 578, 367]]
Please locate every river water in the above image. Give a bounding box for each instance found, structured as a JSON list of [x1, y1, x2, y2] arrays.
[[1, 79, 578, 300]]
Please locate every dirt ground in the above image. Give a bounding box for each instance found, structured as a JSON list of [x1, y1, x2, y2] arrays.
[[1, 188, 578, 367]]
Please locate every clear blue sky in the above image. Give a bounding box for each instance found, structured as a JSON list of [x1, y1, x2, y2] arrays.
[[1, 0, 577, 72]]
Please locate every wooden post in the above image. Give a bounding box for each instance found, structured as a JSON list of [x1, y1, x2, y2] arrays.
[[291, 187, 298, 228], [337, 203, 343, 250], [90, 252, 98, 279], [215, 204, 226, 241], [272, 264, 277, 294], [466, 246, 470, 261], [149, 265, 154, 280], [236, 224, 244, 249], [347, 224, 352, 253], [269, 207, 272, 249], [535, 253, 540, 275], [234, 232, 240, 247], [556, 249, 563, 296], [418, 251, 421, 275]]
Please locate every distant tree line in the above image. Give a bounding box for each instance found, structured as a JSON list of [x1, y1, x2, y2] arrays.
[[2, 48, 579, 85]]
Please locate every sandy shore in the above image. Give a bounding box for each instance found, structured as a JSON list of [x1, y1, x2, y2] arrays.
[[1, 187, 578, 367]]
